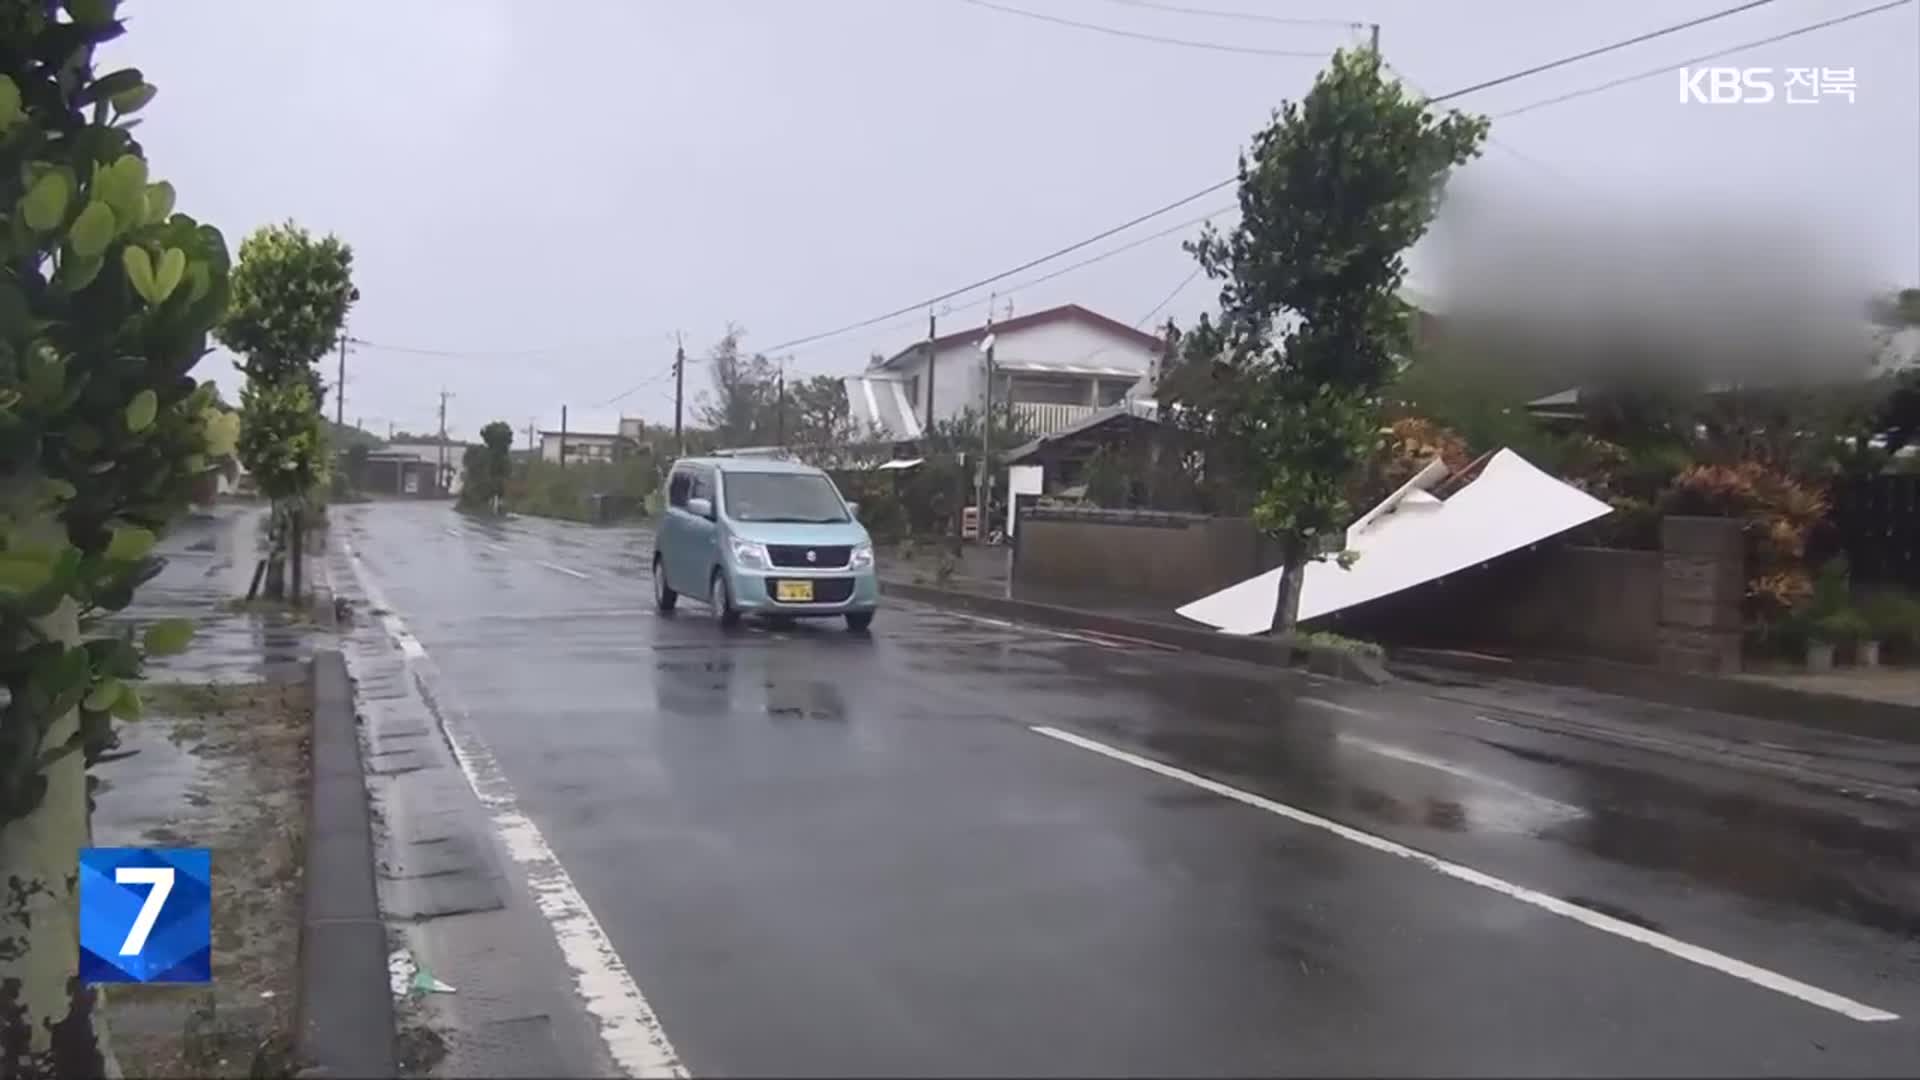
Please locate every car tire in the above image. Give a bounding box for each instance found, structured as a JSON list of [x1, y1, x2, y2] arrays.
[[652, 556, 677, 612], [710, 571, 741, 628], [845, 611, 874, 633]]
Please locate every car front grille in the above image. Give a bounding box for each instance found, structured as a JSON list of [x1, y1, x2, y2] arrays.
[[767, 544, 852, 568], [767, 577, 855, 604]]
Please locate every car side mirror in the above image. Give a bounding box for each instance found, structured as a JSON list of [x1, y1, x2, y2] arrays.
[[687, 496, 713, 519], [845, 500, 861, 517]]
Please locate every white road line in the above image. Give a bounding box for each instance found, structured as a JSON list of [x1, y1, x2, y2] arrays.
[[537, 560, 591, 580], [943, 610, 1122, 648], [1299, 696, 1375, 718], [341, 540, 687, 1077], [1029, 724, 1900, 1024], [489, 542, 509, 553], [1332, 733, 1585, 819], [444, 527, 463, 538]]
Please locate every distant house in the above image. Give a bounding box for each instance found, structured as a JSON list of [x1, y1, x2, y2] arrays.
[[385, 440, 473, 493], [846, 303, 1162, 442], [535, 415, 647, 465]]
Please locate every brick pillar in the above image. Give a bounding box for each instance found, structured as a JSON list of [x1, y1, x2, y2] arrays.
[[1657, 515, 1746, 673]]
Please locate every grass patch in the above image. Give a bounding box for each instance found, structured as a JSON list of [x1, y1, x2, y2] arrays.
[[1299, 630, 1385, 660]]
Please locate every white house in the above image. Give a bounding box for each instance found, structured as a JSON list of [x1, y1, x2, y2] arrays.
[[384, 440, 472, 494], [845, 303, 1163, 442]]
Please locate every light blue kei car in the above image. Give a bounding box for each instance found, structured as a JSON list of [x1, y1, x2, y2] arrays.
[[650, 455, 879, 631]]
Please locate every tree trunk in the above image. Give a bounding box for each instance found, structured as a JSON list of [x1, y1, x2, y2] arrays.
[[1268, 538, 1306, 636], [261, 505, 286, 600], [0, 596, 117, 1080], [288, 508, 304, 606]]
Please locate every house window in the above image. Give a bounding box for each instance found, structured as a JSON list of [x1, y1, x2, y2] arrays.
[[1007, 374, 1090, 406], [1097, 379, 1130, 406]]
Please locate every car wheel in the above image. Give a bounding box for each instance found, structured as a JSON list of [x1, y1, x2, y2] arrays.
[[710, 571, 741, 628], [652, 555, 677, 612], [845, 611, 874, 633]]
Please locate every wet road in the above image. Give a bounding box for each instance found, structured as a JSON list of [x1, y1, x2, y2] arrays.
[[336, 501, 1920, 1077]]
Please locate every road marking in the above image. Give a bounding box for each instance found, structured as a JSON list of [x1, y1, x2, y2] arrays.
[[1029, 724, 1900, 1024], [1299, 695, 1374, 718], [537, 560, 591, 580], [444, 527, 462, 538], [340, 539, 687, 1077], [489, 542, 509, 553], [942, 610, 1125, 648], [1332, 733, 1585, 820], [343, 542, 428, 659]]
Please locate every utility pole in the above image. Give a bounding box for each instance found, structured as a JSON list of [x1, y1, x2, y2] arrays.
[[923, 309, 937, 437], [977, 294, 996, 538], [1369, 22, 1380, 52], [436, 389, 453, 494], [559, 404, 568, 470], [673, 334, 685, 459], [335, 329, 348, 427], [526, 418, 536, 461], [775, 359, 786, 448]]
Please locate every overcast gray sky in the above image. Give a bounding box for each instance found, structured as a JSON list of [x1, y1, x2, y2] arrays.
[[106, 0, 1918, 441]]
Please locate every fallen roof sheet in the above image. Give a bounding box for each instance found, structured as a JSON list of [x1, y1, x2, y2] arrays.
[[1175, 449, 1612, 634]]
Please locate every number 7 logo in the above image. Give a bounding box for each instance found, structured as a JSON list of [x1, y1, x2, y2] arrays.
[[115, 866, 174, 956], [78, 847, 211, 984]]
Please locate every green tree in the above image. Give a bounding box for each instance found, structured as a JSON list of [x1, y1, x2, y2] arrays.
[[1, 2, 232, 1071], [1175, 47, 1486, 633], [459, 420, 513, 511], [215, 221, 356, 401], [218, 222, 356, 600]]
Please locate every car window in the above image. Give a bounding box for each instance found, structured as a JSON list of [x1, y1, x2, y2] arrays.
[[689, 468, 712, 505], [667, 469, 690, 508], [722, 472, 849, 524]]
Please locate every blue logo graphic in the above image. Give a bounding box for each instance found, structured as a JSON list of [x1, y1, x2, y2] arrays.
[[78, 847, 211, 984]]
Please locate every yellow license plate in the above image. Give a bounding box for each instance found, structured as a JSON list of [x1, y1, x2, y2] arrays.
[[775, 580, 814, 602]]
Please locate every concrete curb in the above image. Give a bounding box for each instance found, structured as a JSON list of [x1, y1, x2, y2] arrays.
[[1391, 647, 1920, 746], [879, 579, 1391, 685], [296, 650, 396, 1077]]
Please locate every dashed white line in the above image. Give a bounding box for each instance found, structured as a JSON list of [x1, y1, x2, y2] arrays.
[[340, 539, 687, 1077], [537, 560, 591, 580], [1029, 724, 1899, 1024], [943, 610, 1123, 648], [444, 527, 463, 538], [489, 542, 509, 554]]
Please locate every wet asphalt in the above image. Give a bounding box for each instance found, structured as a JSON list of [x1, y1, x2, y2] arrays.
[[335, 500, 1920, 1077]]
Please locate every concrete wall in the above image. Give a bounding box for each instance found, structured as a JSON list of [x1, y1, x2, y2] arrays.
[[1012, 508, 1275, 607], [1323, 544, 1664, 664], [1013, 506, 1674, 663]]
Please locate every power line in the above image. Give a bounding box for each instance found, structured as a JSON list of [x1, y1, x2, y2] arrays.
[[1138, 264, 1207, 327], [1430, 0, 1780, 103], [752, 1, 1807, 360], [1494, 0, 1912, 120], [953, 0, 1338, 57], [1089, 0, 1363, 28], [757, 182, 1234, 354], [348, 330, 679, 359]]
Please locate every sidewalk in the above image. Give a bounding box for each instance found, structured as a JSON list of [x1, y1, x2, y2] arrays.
[[88, 504, 383, 1078]]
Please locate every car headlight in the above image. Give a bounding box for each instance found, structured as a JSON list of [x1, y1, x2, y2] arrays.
[[850, 542, 874, 569], [729, 537, 770, 569]]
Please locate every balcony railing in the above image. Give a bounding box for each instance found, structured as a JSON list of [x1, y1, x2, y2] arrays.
[[1011, 401, 1099, 435]]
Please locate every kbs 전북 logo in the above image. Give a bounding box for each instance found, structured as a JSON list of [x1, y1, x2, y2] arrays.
[[78, 847, 212, 984]]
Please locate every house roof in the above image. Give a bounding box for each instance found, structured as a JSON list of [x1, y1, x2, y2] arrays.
[[876, 304, 1164, 369], [539, 430, 624, 440], [1005, 398, 1161, 464]]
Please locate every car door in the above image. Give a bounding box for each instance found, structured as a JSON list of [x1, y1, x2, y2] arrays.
[[683, 466, 720, 587], [661, 466, 692, 592]]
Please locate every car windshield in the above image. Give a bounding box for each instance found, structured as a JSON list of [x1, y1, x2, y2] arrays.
[[722, 472, 849, 523]]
